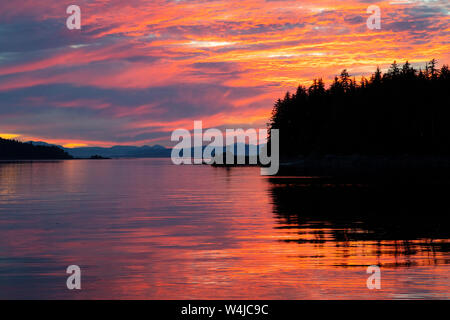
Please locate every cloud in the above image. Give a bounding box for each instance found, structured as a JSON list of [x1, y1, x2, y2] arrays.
[[0, 82, 270, 145], [0, 0, 448, 146]]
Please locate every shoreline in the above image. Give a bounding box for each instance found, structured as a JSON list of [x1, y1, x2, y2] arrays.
[[275, 155, 450, 180]]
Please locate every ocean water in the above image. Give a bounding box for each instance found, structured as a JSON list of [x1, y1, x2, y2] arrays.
[[0, 159, 448, 299]]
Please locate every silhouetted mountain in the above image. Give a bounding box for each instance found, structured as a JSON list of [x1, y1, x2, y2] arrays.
[[0, 138, 73, 160], [23, 142, 261, 159], [26, 141, 64, 148], [175, 143, 262, 158], [64, 145, 172, 158], [269, 59, 450, 157]]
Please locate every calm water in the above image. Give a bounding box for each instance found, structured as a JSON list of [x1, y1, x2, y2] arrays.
[[0, 159, 448, 299]]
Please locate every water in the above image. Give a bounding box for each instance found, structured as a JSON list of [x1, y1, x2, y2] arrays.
[[0, 159, 448, 299]]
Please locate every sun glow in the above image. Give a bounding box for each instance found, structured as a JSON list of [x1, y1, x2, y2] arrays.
[[63, 143, 88, 148], [0, 133, 20, 140]]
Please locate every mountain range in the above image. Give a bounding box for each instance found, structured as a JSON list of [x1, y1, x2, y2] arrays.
[[28, 141, 262, 159], [28, 141, 171, 158]]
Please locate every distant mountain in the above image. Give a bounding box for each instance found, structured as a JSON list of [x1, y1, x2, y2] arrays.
[[175, 143, 263, 158], [26, 141, 64, 148], [0, 138, 73, 160], [64, 145, 172, 158], [24, 140, 264, 159]]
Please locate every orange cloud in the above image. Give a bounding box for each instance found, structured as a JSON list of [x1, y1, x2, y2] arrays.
[[0, 0, 448, 146]]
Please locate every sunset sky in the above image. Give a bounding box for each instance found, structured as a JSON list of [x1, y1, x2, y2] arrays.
[[0, 0, 449, 147]]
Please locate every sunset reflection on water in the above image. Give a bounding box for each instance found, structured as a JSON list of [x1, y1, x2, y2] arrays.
[[0, 159, 448, 299]]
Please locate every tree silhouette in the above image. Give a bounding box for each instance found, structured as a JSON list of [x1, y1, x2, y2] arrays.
[[0, 138, 73, 160], [269, 60, 450, 157]]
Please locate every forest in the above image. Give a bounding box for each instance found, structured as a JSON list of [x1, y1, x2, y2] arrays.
[[269, 59, 450, 157], [0, 138, 73, 160]]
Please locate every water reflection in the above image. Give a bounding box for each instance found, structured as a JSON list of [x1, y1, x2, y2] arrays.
[[0, 160, 449, 299], [269, 176, 449, 269]]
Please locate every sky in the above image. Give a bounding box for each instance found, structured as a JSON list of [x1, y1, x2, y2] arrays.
[[0, 0, 449, 148]]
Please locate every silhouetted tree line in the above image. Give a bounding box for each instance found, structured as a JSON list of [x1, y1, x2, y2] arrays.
[[269, 60, 450, 156], [0, 138, 73, 159]]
